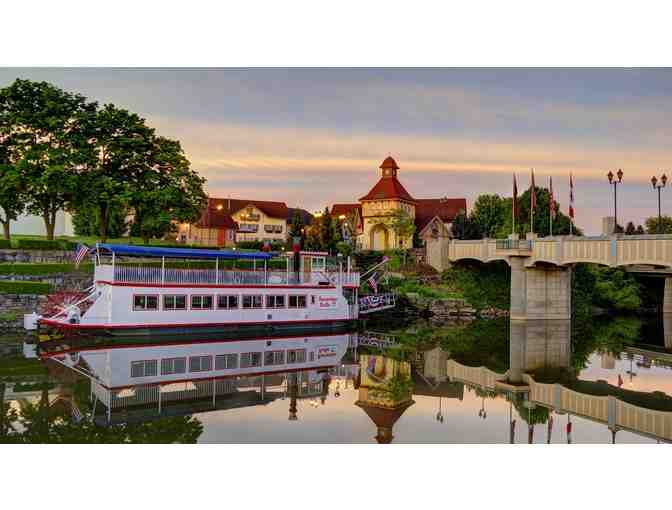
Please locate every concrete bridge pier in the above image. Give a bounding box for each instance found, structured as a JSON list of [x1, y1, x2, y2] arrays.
[[510, 261, 572, 320], [509, 319, 571, 383]]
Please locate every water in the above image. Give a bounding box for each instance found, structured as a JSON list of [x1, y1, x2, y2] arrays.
[[2, 315, 671, 444]]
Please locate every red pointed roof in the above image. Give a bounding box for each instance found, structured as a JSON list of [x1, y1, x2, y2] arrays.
[[196, 207, 238, 229], [330, 203, 362, 217], [359, 176, 416, 203], [414, 197, 467, 232], [380, 156, 399, 170]]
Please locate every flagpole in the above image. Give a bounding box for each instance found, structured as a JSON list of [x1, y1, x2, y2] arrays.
[[530, 169, 535, 235], [549, 176, 554, 237]]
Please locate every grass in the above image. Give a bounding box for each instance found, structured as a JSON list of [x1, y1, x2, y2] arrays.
[[386, 276, 462, 300], [0, 311, 21, 321], [0, 280, 53, 295]]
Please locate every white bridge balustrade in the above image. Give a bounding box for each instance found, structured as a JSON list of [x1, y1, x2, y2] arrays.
[[424, 234, 672, 320], [436, 234, 672, 269], [97, 264, 359, 287]]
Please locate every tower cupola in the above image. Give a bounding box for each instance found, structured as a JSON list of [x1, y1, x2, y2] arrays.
[[380, 156, 399, 178]]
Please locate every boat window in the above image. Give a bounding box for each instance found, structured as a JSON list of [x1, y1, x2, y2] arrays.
[[240, 352, 262, 368], [215, 353, 238, 370], [287, 349, 307, 364], [189, 355, 213, 372], [266, 295, 285, 308], [191, 295, 214, 310], [311, 257, 326, 271], [161, 357, 186, 375], [217, 295, 239, 309], [163, 295, 187, 310], [289, 295, 307, 308], [264, 350, 285, 366], [131, 360, 157, 377], [133, 295, 159, 311], [242, 295, 263, 309]]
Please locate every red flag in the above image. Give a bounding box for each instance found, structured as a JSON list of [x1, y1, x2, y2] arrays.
[[549, 176, 556, 220], [530, 169, 537, 211], [569, 173, 575, 220]]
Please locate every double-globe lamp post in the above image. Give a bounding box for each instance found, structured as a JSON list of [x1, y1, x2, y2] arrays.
[[651, 173, 667, 234], [607, 169, 624, 234]]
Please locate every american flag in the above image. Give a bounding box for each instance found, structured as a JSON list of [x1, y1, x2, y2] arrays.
[[74, 243, 90, 268], [569, 173, 575, 221], [549, 176, 556, 220], [367, 274, 378, 294]]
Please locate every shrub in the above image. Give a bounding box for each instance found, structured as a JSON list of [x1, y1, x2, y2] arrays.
[[15, 239, 64, 250], [0, 263, 94, 275], [0, 239, 11, 249], [0, 280, 53, 294]]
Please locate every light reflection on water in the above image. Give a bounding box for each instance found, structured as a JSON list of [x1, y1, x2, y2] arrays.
[[1, 315, 671, 444]]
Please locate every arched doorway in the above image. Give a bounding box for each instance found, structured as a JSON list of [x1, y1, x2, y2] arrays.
[[370, 224, 389, 251]]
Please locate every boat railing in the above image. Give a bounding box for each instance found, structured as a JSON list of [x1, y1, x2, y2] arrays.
[[103, 265, 359, 287]]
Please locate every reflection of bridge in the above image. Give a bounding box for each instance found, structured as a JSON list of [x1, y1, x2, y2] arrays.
[[443, 315, 672, 443], [425, 234, 672, 320]]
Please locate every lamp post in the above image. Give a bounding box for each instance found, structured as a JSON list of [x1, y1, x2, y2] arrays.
[[607, 169, 624, 233], [651, 173, 667, 234]]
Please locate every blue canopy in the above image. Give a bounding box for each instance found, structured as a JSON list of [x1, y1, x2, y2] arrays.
[[95, 243, 273, 260]]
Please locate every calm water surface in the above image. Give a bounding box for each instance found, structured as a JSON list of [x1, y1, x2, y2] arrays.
[[2, 315, 671, 443]]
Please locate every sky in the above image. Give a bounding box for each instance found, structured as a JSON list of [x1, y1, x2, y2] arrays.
[[2, 68, 672, 235]]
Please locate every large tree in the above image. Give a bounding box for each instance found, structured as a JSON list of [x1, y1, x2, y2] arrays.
[[470, 194, 506, 238], [75, 104, 154, 242], [0, 144, 25, 239], [645, 215, 672, 234], [129, 136, 207, 244], [0, 79, 95, 239]]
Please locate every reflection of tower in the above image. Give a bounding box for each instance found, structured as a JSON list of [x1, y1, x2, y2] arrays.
[[288, 373, 299, 421], [600, 352, 617, 370], [355, 354, 414, 444]]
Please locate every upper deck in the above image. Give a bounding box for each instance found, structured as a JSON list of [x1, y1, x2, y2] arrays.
[[94, 264, 360, 287]]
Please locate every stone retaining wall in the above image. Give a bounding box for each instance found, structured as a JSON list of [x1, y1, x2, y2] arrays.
[[405, 293, 508, 322], [0, 249, 74, 263], [0, 272, 92, 290], [0, 294, 48, 332]]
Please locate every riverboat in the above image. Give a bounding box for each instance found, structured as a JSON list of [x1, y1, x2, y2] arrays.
[[25, 244, 360, 336]]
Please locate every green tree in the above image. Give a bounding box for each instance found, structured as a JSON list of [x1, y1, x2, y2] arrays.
[[385, 207, 416, 249], [0, 163, 25, 240], [452, 209, 482, 240], [0, 79, 96, 240], [288, 209, 306, 248], [75, 104, 155, 242], [516, 186, 578, 237], [470, 194, 506, 238], [636, 225, 645, 235], [129, 136, 207, 244], [592, 267, 641, 311], [625, 221, 636, 235], [645, 215, 672, 234], [72, 202, 129, 238]]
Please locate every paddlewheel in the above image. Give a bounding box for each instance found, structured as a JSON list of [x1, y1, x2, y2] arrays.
[[42, 290, 92, 317]]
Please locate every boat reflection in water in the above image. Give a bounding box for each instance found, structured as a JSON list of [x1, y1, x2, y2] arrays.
[[39, 331, 358, 426]]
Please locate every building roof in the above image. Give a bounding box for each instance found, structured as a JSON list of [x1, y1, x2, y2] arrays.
[[208, 197, 289, 219], [195, 208, 238, 229], [359, 176, 416, 203], [414, 197, 466, 231], [287, 207, 314, 226], [379, 156, 399, 170], [330, 203, 362, 218]]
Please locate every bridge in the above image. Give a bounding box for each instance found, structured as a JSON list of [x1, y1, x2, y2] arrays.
[[425, 233, 672, 320]]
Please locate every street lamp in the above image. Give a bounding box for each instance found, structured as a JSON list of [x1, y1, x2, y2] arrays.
[[651, 173, 667, 234], [607, 169, 624, 233]]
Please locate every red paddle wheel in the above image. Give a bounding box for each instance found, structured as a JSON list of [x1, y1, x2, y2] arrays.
[[43, 290, 91, 317]]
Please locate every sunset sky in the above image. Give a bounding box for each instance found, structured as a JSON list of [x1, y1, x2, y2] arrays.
[[2, 68, 671, 234]]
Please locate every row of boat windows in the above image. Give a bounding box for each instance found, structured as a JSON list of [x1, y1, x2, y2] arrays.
[[130, 348, 311, 378], [133, 294, 309, 311]]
